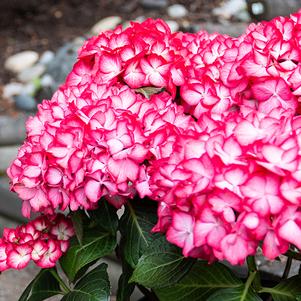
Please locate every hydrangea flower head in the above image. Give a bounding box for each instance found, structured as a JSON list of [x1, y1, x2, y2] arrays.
[[4, 13, 301, 269]]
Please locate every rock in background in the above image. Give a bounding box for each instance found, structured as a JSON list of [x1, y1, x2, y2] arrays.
[[247, 0, 301, 20]]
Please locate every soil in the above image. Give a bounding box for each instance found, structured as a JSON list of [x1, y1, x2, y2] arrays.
[[0, 0, 222, 85]]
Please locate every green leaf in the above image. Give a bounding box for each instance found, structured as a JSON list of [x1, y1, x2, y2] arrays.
[[60, 229, 116, 281], [72, 259, 99, 283], [130, 236, 194, 288], [207, 287, 262, 301], [119, 198, 159, 268], [60, 202, 118, 281], [61, 263, 110, 301], [71, 211, 84, 244], [135, 86, 165, 99], [89, 201, 118, 234], [117, 262, 135, 301], [261, 276, 301, 301], [19, 269, 62, 301], [155, 261, 242, 301]]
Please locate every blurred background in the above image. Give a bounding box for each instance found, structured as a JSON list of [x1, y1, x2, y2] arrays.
[[0, 0, 301, 300]]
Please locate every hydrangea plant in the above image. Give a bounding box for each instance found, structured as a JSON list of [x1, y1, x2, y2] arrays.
[[2, 12, 301, 301]]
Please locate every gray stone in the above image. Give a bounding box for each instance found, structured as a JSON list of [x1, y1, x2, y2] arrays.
[[17, 64, 45, 83], [0, 183, 24, 221], [0, 114, 30, 146], [41, 74, 54, 87], [193, 22, 248, 37], [0, 145, 19, 172], [14, 94, 37, 112], [257, 255, 299, 278], [213, 0, 247, 19], [180, 19, 193, 32], [135, 16, 146, 23], [23, 83, 36, 96], [46, 41, 81, 92], [0, 213, 19, 232], [0, 262, 41, 301], [90, 16, 122, 35], [36, 86, 53, 102], [39, 50, 55, 66], [72, 36, 85, 45], [167, 4, 188, 18], [122, 21, 132, 29], [166, 20, 180, 32], [249, 1, 265, 16], [120, 0, 139, 13], [4, 51, 39, 74], [3, 82, 24, 98], [140, 0, 168, 9], [0, 176, 9, 188], [248, 0, 301, 21], [236, 10, 252, 22]]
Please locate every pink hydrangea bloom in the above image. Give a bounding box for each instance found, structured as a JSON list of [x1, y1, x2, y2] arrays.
[[5, 13, 301, 267], [0, 214, 74, 271]]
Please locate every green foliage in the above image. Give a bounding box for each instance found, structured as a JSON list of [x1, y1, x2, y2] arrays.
[[19, 269, 62, 301], [154, 261, 242, 301], [60, 229, 115, 282], [116, 261, 135, 301], [135, 86, 166, 99], [71, 211, 84, 244], [60, 201, 118, 281], [89, 201, 119, 234], [17, 198, 301, 301], [130, 236, 195, 288], [61, 263, 110, 301], [260, 276, 301, 301], [119, 198, 160, 268], [207, 287, 262, 301]]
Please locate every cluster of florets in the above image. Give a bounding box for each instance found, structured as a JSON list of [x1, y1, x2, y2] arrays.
[[5, 12, 301, 266], [0, 214, 74, 271]]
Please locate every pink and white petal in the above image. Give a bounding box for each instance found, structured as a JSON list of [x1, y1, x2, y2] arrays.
[[182, 233, 195, 257], [45, 168, 63, 185], [194, 221, 216, 247], [262, 231, 285, 260], [234, 121, 259, 145], [0, 245, 7, 262], [107, 138, 124, 155], [172, 211, 194, 232], [85, 179, 101, 203], [23, 166, 41, 178], [7, 245, 32, 270], [278, 220, 301, 250], [108, 158, 139, 183], [280, 179, 301, 204], [207, 226, 227, 250], [166, 227, 187, 249], [48, 188, 63, 208], [99, 53, 121, 74], [31, 241, 47, 261]]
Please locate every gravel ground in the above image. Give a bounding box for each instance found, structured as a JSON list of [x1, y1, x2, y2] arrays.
[[0, 0, 222, 85]]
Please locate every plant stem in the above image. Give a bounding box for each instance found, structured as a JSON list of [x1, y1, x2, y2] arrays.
[[285, 249, 301, 261], [50, 269, 70, 294], [247, 256, 261, 291], [242, 271, 258, 300], [282, 256, 293, 280]]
